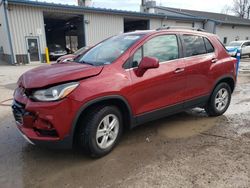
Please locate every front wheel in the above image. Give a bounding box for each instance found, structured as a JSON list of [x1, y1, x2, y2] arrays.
[[77, 105, 123, 158], [205, 83, 231, 117]]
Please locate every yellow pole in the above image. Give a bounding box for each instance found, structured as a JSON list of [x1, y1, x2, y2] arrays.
[[45, 47, 50, 64]]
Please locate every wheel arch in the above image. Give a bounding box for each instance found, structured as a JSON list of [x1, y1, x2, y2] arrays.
[[212, 75, 235, 93], [71, 95, 135, 145]]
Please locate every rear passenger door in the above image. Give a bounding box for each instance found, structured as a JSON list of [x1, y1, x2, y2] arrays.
[[181, 35, 216, 101]]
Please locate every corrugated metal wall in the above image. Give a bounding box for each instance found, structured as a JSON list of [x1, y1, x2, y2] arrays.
[[204, 20, 216, 34], [7, 5, 46, 56], [84, 13, 124, 46], [158, 19, 201, 28], [0, 4, 11, 55], [7, 4, 126, 54], [175, 22, 193, 27], [150, 18, 162, 29], [162, 20, 177, 26], [216, 25, 250, 45], [7, 4, 196, 62]]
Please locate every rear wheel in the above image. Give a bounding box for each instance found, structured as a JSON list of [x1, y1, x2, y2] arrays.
[[205, 83, 231, 117], [77, 105, 123, 158]]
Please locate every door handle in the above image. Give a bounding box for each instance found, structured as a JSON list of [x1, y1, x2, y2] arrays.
[[211, 58, 218, 63], [174, 68, 185, 74]]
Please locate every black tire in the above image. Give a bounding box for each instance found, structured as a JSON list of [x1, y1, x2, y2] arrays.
[[205, 82, 231, 117], [77, 105, 123, 158]]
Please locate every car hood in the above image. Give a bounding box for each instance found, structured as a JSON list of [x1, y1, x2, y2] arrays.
[[19, 62, 103, 89]]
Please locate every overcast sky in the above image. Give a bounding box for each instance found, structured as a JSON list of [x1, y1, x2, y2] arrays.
[[43, 0, 233, 13]]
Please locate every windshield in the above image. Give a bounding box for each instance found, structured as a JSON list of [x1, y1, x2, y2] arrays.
[[228, 42, 242, 47], [74, 34, 144, 66]]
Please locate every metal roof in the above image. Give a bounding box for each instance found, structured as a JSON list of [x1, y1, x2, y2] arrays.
[[7, 0, 204, 22], [158, 7, 250, 26], [155, 7, 205, 22], [7, 0, 165, 18]]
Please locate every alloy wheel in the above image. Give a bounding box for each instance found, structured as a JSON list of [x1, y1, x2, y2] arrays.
[[96, 114, 119, 149], [215, 88, 229, 112]]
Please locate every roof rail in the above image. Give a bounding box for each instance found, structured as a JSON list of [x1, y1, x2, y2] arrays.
[[156, 26, 206, 32]]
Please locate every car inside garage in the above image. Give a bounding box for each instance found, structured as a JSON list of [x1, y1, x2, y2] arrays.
[[124, 18, 149, 32], [43, 12, 85, 59]]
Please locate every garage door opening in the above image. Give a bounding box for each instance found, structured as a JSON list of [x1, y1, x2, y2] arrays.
[[124, 18, 149, 33], [44, 12, 85, 59]]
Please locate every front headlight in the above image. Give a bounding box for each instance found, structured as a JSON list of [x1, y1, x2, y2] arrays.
[[32, 82, 79, 102]]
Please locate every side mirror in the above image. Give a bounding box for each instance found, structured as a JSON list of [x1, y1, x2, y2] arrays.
[[136, 56, 159, 77]]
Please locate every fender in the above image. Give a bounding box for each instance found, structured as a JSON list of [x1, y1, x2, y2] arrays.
[[69, 95, 135, 143]]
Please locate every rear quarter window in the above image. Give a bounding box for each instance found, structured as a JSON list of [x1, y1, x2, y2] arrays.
[[217, 38, 228, 52], [204, 38, 214, 53]]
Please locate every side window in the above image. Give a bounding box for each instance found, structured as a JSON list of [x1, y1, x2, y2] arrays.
[[241, 42, 250, 47], [132, 47, 143, 67], [143, 35, 179, 62], [183, 35, 206, 57], [131, 35, 179, 67], [245, 42, 250, 46], [204, 38, 215, 53]]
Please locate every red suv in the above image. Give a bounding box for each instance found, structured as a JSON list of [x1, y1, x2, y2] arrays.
[[12, 28, 237, 157]]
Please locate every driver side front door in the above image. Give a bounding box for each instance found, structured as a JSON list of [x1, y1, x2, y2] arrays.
[[126, 34, 186, 121]]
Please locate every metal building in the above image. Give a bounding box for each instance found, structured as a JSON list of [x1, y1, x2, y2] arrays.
[[0, 0, 205, 65], [1, 0, 250, 65], [142, 4, 250, 45]]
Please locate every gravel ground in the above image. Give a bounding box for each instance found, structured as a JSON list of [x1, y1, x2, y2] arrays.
[[0, 60, 250, 188]]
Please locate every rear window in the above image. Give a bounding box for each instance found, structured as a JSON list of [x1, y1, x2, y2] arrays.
[[183, 35, 207, 57]]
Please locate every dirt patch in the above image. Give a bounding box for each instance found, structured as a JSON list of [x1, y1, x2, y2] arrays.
[[0, 64, 250, 187], [3, 83, 17, 90], [156, 110, 218, 139]]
